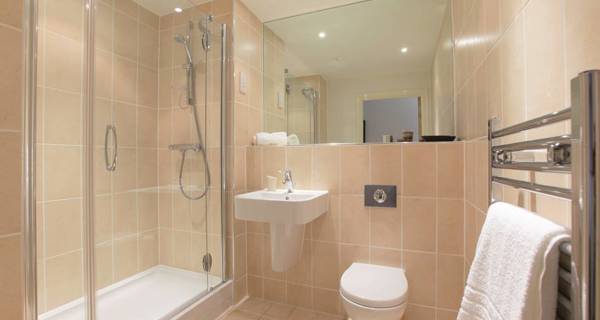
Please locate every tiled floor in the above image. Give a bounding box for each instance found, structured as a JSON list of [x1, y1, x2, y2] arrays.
[[221, 298, 344, 320]]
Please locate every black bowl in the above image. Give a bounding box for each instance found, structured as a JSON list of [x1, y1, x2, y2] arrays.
[[420, 135, 456, 142]]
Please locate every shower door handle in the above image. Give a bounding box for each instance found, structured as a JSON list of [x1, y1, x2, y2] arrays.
[[104, 125, 117, 171]]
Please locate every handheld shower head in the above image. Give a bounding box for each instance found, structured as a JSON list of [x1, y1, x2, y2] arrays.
[[174, 34, 193, 65], [302, 87, 318, 100]]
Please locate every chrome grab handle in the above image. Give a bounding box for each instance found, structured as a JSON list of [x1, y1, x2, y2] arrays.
[[104, 125, 117, 171]]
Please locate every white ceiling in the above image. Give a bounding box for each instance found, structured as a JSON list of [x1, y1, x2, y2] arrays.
[[240, 0, 367, 22], [133, 0, 211, 16], [266, 0, 449, 80]]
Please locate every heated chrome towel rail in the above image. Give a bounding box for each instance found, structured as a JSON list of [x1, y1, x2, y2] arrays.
[[488, 70, 600, 320]]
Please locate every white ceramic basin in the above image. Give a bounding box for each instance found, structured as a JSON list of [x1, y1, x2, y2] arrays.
[[234, 189, 329, 224], [235, 189, 329, 272]]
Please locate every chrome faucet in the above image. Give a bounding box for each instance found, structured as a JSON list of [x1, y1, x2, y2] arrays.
[[282, 169, 294, 193]]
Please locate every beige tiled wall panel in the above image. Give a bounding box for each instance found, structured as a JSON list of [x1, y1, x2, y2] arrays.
[[245, 142, 465, 318], [0, 0, 23, 318], [454, 0, 600, 275]]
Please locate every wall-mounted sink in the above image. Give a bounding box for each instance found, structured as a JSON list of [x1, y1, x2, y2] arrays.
[[235, 189, 329, 271], [235, 190, 329, 224]]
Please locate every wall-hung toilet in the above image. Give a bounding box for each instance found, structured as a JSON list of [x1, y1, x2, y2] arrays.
[[340, 263, 408, 320]]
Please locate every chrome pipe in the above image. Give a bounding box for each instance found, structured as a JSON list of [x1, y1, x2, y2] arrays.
[[571, 70, 600, 320], [492, 162, 571, 173], [22, 0, 38, 318], [83, 0, 97, 318], [491, 176, 572, 199], [491, 108, 571, 139], [491, 135, 571, 153], [220, 23, 228, 281]]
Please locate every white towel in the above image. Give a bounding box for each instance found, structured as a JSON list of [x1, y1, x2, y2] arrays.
[[458, 202, 569, 320], [287, 134, 300, 145], [255, 132, 288, 146]]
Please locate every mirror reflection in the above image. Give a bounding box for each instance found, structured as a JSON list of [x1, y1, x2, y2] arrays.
[[262, 0, 454, 145]]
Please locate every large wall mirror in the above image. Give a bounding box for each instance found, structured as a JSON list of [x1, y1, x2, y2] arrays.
[[262, 0, 454, 144]]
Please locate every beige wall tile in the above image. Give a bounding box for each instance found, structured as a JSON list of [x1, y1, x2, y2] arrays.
[[437, 143, 464, 199], [159, 228, 174, 265], [44, 199, 82, 257], [437, 309, 459, 320], [95, 195, 112, 244], [312, 241, 339, 290], [114, 192, 137, 238], [311, 195, 340, 242], [312, 146, 340, 194], [370, 144, 402, 187], [525, 0, 566, 118], [43, 88, 82, 144], [138, 67, 158, 108], [234, 234, 247, 279], [139, 23, 159, 69], [437, 254, 465, 309], [286, 146, 312, 189], [402, 144, 437, 197], [286, 240, 312, 285], [114, 236, 139, 280], [370, 206, 402, 249], [286, 283, 312, 310], [114, 57, 138, 104], [95, 242, 113, 289], [313, 288, 341, 316], [137, 149, 158, 188], [340, 244, 369, 272], [0, 26, 22, 131], [45, 0, 83, 41], [0, 132, 21, 235], [114, 148, 137, 191], [115, 12, 138, 60], [139, 192, 158, 231], [46, 251, 83, 309], [96, 2, 113, 52], [340, 195, 369, 246], [405, 304, 435, 320], [371, 247, 402, 268], [500, 16, 526, 128], [0, 235, 22, 319], [340, 145, 370, 195], [0, 0, 23, 28], [140, 230, 159, 270], [404, 251, 436, 306], [115, 0, 139, 18], [438, 199, 464, 255], [264, 278, 286, 304], [44, 145, 82, 200], [45, 32, 82, 93], [403, 198, 436, 252], [247, 233, 264, 276], [565, 0, 600, 79]]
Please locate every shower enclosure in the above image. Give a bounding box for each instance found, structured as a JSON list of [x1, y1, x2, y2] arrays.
[[284, 75, 326, 144], [26, 1, 229, 319]]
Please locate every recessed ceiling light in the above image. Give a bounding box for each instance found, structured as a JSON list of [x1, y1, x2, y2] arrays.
[[401, 47, 408, 53], [174, 7, 183, 13], [318, 32, 327, 39]]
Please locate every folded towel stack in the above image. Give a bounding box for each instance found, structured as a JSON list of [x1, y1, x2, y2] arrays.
[[458, 202, 569, 320], [254, 132, 288, 146]]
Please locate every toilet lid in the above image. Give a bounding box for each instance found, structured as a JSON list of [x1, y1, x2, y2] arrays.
[[340, 263, 408, 308]]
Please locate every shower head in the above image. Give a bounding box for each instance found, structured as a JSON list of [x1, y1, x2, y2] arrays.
[[174, 33, 193, 65], [302, 87, 318, 100]]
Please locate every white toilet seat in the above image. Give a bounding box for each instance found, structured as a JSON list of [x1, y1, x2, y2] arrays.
[[340, 263, 408, 320]]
